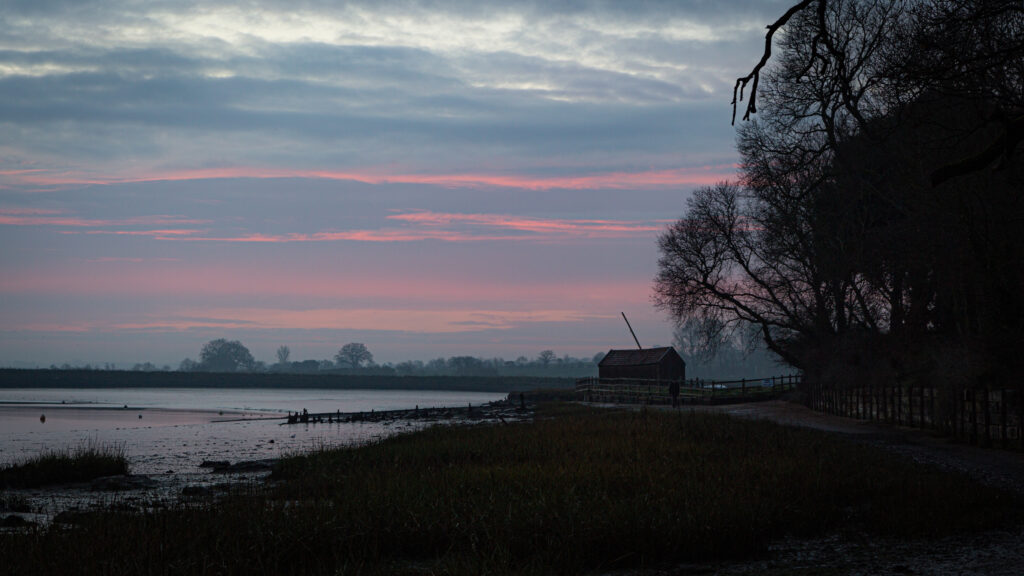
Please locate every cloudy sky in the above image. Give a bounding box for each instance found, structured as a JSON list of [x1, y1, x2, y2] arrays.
[[0, 0, 786, 367]]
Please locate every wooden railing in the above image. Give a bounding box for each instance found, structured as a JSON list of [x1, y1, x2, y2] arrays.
[[575, 374, 801, 405], [805, 381, 1024, 450]]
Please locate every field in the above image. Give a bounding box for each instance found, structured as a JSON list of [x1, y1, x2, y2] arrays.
[[1, 404, 1019, 575]]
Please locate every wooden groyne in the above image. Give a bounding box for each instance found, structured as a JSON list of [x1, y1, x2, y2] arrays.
[[281, 399, 529, 425]]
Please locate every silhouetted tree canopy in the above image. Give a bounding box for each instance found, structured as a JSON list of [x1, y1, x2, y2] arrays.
[[335, 343, 374, 369], [198, 339, 255, 372], [660, 0, 1023, 392]]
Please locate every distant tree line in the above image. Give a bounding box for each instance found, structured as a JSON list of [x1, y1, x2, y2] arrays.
[[47, 362, 172, 372], [38, 336, 789, 380], [656, 0, 1023, 393], [172, 339, 603, 378]]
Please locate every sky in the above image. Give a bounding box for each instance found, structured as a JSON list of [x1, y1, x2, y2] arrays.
[[0, 0, 788, 368]]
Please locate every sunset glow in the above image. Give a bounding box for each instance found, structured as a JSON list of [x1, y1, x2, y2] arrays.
[[0, 0, 765, 366]]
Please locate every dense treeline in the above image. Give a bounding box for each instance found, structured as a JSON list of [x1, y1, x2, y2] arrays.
[[0, 369, 575, 393], [42, 341, 601, 379], [171, 339, 599, 378], [657, 0, 1023, 396]]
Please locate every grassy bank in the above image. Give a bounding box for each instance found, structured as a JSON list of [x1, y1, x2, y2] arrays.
[[1, 405, 1018, 574], [0, 442, 128, 488]]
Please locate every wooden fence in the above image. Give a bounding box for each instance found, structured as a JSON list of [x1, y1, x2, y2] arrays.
[[805, 381, 1024, 449], [575, 374, 801, 406]]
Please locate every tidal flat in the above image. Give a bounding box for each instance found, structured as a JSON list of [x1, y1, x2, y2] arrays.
[[2, 403, 1021, 575]]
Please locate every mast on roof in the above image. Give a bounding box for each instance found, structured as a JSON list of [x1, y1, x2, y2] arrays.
[[621, 312, 642, 350]]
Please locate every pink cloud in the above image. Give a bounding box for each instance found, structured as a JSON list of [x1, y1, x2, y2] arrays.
[[96, 212, 665, 244], [170, 229, 517, 243], [3, 307, 619, 336], [0, 213, 208, 228], [90, 308, 613, 335], [0, 169, 48, 177], [0, 207, 63, 215], [3, 165, 735, 191], [12, 323, 92, 333], [0, 265, 654, 308], [79, 257, 181, 263], [388, 211, 664, 236], [76, 229, 202, 238]]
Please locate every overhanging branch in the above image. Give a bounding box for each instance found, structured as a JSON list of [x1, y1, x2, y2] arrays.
[[732, 0, 820, 125]]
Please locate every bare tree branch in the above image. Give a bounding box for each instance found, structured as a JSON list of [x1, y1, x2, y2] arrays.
[[732, 0, 819, 124]]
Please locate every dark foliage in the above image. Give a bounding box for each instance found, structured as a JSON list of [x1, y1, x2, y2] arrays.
[[659, 0, 1024, 394]]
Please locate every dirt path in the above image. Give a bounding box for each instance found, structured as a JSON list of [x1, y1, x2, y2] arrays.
[[639, 400, 1024, 576], [697, 400, 1024, 498]]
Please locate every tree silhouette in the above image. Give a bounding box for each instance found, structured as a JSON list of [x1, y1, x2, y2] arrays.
[[662, 0, 1024, 391], [198, 339, 255, 372], [335, 343, 373, 369], [275, 345, 291, 365]]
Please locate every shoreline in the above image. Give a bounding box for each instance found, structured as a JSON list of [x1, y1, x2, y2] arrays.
[[6, 403, 1020, 575], [1, 398, 533, 527], [280, 398, 527, 425]]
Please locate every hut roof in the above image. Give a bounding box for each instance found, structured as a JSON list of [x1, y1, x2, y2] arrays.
[[599, 347, 679, 367]]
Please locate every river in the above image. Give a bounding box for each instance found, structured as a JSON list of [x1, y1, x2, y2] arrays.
[[0, 387, 507, 474]]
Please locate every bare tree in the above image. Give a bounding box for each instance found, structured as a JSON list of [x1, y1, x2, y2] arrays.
[[275, 345, 291, 366], [667, 0, 1024, 390]]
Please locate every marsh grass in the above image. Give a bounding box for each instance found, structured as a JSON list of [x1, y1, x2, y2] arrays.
[[0, 441, 128, 488], [1, 405, 1019, 575]]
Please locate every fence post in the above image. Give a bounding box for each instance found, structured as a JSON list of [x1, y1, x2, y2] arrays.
[[921, 386, 927, 428], [896, 385, 902, 425], [1018, 387, 1024, 451], [970, 388, 978, 444], [959, 386, 965, 439], [909, 383, 917, 424], [983, 385, 991, 448], [1001, 388, 1008, 449], [887, 385, 893, 422], [893, 385, 897, 423]]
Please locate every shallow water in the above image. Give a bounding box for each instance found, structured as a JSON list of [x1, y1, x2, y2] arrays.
[[0, 387, 507, 474]]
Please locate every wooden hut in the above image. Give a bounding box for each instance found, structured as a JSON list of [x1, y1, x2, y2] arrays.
[[598, 347, 685, 382]]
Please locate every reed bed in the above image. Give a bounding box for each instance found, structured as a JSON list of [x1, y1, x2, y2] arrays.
[[0, 441, 128, 488], [1, 405, 1018, 575]]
